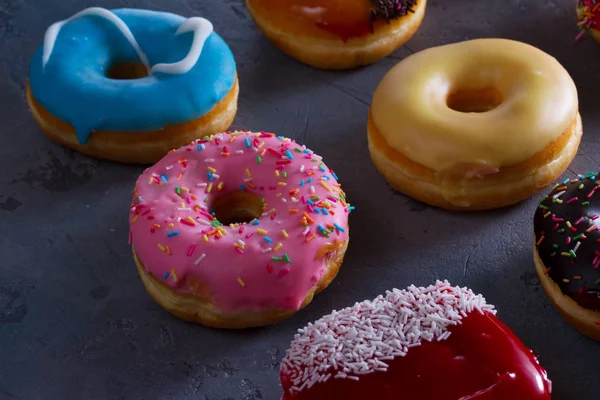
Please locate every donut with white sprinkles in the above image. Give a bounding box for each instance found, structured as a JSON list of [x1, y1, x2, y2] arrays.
[[280, 280, 551, 399]]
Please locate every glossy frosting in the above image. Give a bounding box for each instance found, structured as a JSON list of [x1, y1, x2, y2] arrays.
[[280, 281, 551, 399], [371, 39, 578, 172], [248, 0, 417, 40], [30, 8, 236, 144], [534, 173, 600, 310], [129, 131, 352, 313]]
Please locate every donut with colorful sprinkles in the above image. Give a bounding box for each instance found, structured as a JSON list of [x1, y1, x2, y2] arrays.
[[27, 7, 238, 164], [129, 131, 352, 329], [534, 172, 600, 341], [576, 0, 600, 43], [280, 280, 551, 399]]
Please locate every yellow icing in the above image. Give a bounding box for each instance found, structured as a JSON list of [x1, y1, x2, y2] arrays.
[[371, 39, 578, 172]]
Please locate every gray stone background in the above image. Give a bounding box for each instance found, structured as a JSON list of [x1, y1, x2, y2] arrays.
[[1, 0, 599, 399]]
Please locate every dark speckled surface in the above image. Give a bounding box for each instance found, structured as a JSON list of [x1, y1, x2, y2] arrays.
[[1, 0, 599, 399]]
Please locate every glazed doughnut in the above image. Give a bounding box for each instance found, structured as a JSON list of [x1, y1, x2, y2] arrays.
[[129, 131, 352, 329], [368, 38, 582, 211], [577, 0, 600, 43], [280, 280, 551, 399], [534, 173, 600, 341], [244, 0, 426, 70], [27, 7, 238, 164]]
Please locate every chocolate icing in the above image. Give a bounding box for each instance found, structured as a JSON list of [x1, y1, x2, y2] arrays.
[[534, 173, 600, 311], [371, 0, 417, 26]]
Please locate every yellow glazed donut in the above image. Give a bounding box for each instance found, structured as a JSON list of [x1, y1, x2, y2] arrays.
[[368, 38, 582, 211]]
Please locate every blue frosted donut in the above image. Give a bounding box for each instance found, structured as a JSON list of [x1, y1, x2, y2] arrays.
[[27, 7, 238, 163]]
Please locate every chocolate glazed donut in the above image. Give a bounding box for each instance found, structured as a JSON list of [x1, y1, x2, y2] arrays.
[[534, 172, 600, 340]]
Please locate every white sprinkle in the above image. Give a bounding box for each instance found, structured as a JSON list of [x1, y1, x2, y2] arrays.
[[198, 219, 211, 226], [165, 165, 174, 170], [204, 158, 215, 163], [280, 281, 495, 394], [261, 248, 272, 253], [553, 190, 566, 200], [574, 241, 581, 253], [282, 198, 287, 203], [236, 150, 244, 155], [300, 165, 305, 172], [310, 186, 316, 194], [212, 174, 220, 179], [177, 207, 191, 211], [237, 239, 246, 246], [194, 253, 206, 265], [196, 183, 207, 187], [245, 178, 254, 182], [302, 227, 310, 235]]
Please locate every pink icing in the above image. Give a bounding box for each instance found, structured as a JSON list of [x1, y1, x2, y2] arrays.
[[129, 131, 352, 313]]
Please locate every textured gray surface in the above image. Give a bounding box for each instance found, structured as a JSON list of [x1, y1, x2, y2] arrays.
[[1, 0, 599, 399]]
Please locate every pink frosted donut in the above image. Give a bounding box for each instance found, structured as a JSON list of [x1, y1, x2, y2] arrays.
[[129, 131, 352, 328]]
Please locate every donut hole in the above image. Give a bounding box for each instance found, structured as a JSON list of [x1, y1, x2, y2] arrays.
[[212, 191, 263, 225], [447, 87, 503, 113], [106, 61, 149, 80]]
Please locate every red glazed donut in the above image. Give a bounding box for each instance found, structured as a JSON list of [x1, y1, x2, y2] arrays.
[[280, 281, 551, 399]]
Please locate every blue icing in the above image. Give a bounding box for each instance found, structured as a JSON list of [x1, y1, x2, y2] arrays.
[[29, 8, 237, 144]]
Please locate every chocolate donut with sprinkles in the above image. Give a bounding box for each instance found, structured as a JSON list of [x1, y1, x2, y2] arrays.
[[129, 131, 352, 329], [534, 172, 600, 341], [280, 280, 551, 399]]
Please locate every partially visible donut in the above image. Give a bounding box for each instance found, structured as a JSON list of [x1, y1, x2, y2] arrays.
[[576, 1, 600, 43], [534, 173, 600, 341], [129, 131, 352, 329], [245, 0, 427, 70], [280, 281, 551, 399], [28, 7, 238, 164]]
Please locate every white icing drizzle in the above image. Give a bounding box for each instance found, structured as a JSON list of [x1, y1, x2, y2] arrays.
[[280, 280, 496, 394], [43, 7, 151, 72], [151, 17, 214, 75], [42, 8, 214, 76]]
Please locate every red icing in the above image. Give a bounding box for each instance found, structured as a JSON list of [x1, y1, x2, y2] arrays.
[[314, 20, 371, 43], [280, 311, 551, 400], [251, 0, 374, 41]]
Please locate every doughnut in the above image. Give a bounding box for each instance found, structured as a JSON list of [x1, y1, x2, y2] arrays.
[[576, 1, 600, 43], [534, 173, 600, 341], [129, 131, 353, 329], [27, 7, 238, 164], [368, 38, 582, 211], [244, 0, 426, 70], [280, 280, 551, 399]]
